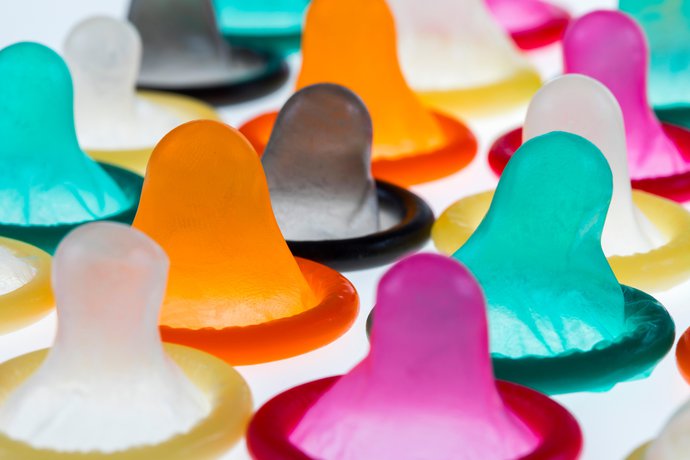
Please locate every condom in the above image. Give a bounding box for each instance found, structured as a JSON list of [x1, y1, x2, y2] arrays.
[[248, 254, 582, 459], [386, 0, 541, 116], [627, 394, 690, 460], [620, 0, 690, 128], [64, 16, 220, 175], [486, 0, 570, 50], [240, 0, 476, 186], [0, 238, 53, 334], [445, 75, 690, 292], [129, 0, 283, 93], [0, 222, 252, 458], [262, 83, 434, 270], [0, 42, 141, 253], [212, 0, 307, 55], [132, 120, 358, 364], [440, 132, 673, 394], [676, 329, 690, 384]]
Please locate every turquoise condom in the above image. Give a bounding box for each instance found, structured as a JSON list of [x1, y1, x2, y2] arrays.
[[454, 132, 624, 357], [0, 42, 129, 226], [620, 0, 690, 124]]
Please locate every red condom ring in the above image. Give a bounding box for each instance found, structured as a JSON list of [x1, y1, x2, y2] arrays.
[[486, 0, 570, 50]]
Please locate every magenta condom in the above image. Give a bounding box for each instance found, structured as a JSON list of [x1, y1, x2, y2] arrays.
[[488, 10, 690, 202], [247, 254, 582, 460], [486, 0, 570, 50]]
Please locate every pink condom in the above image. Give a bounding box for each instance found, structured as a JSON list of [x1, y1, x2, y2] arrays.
[[486, 0, 570, 50], [247, 254, 582, 460], [563, 10, 690, 181]]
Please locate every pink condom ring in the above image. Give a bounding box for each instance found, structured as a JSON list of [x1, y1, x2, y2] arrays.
[[486, 0, 570, 50]]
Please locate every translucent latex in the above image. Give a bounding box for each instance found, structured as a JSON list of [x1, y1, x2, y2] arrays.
[[563, 11, 690, 179], [0, 246, 36, 295], [133, 120, 316, 329], [213, 0, 308, 34], [453, 132, 626, 358], [523, 74, 661, 256], [387, 0, 537, 91], [0, 222, 209, 452], [620, 0, 690, 109], [644, 400, 690, 460], [291, 254, 538, 460], [262, 84, 379, 241], [64, 17, 184, 150], [296, 0, 446, 160], [0, 42, 128, 225], [486, 0, 569, 45], [129, 0, 265, 88]]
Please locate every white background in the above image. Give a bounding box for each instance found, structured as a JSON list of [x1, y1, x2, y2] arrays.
[[3, 1, 688, 459]]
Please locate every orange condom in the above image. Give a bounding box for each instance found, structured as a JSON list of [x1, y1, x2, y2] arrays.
[[133, 120, 358, 364], [240, 0, 476, 186]]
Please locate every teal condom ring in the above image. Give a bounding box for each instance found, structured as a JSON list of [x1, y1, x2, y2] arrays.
[[366, 286, 674, 395], [0, 164, 142, 254]]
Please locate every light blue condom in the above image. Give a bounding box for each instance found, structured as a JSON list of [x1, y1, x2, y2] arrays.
[[620, 0, 690, 112], [0, 42, 129, 226], [454, 131, 626, 359]]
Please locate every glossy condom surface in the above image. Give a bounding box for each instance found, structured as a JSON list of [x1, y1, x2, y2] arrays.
[[676, 328, 690, 384], [64, 16, 221, 174], [0, 222, 252, 457], [0, 42, 129, 226], [0, 238, 53, 334], [248, 254, 582, 459], [453, 132, 674, 393], [486, 0, 570, 50], [563, 10, 690, 201], [240, 0, 477, 186], [471, 75, 690, 292], [129, 0, 282, 91], [387, 0, 541, 116], [133, 120, 358, 364]]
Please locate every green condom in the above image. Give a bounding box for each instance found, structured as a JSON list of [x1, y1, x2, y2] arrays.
[[0, 42, 129, 226], [454, 131, 625, 358]]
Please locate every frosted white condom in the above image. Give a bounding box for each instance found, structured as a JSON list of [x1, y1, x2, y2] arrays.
[[129, 0, 265, 88], [0, 247, 36, 295], [0, 222, 209, 453], [387, 0, 533, 91], [645, 400, 690, 460], [64, 16, 182, 150], [523, 74, 662, 256]]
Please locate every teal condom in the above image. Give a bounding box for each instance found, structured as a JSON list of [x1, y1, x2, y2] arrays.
[[0, 42, 129, 226], [620, 0, 690, 122], [454, 132, 624, 358]]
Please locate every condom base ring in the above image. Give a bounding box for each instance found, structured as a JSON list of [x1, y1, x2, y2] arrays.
[[675, 328, 690, 384], [0, 344, 251, 459], [0, 164, 142, 254], [287, 181, 434, 271], [241, 111, 477, 186], [247, 377, 581, 459], [487, 0, 570, 50], [160, 258, 358, 365]]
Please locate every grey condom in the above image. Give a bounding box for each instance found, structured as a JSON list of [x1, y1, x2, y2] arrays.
[[262, 83, 380, 241]]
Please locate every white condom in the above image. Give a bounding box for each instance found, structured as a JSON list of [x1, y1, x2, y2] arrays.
[[645, 399, 690, 460], [523, 74, 661, 256], [0, 222, 209, 453], [64, 16, 183, 150], [387, 0, 533, 91]]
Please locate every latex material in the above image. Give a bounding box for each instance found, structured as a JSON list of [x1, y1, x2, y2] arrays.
[[240, 0, 477, 186], [262, 84, 379, 240], [563, 11, 690, 184], [676, 328, 690, 384], [486, 0, 570, 50], [455, 132, 624, 357], [213, 0, 307, 55], [642, 398, 690, 460], [0, 344, 252, 459], [248, 255, 583, 460], [0, 238, 53, 334], [0, 42, 129, 226], [133, 120, 358, 364], [64, 17, 220, 173], [620, 0, 690, 110], [0, 222, 250, 454], [388, 0, 541, 116], [129, 0, 280, 90]]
